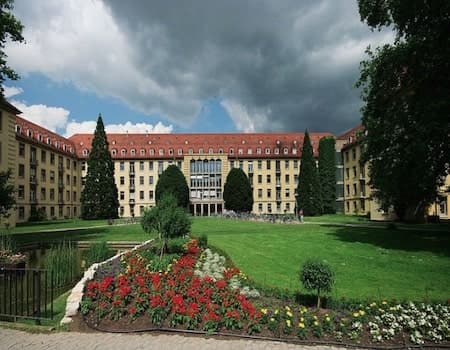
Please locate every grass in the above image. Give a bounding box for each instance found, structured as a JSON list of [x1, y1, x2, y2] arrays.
[[10, 219, 111, 234], [305, 214, 371, 224], [192, 217, 450, 301]]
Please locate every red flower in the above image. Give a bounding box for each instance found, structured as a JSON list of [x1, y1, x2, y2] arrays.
[[99, 276, 114, 292], [128, 305, 137, 316], [150, 295, 166, 308], [186, 302, 199, 318], [118, 285, 132, 298], [135, 275, 146, 287], [215, 279, 227, 289]]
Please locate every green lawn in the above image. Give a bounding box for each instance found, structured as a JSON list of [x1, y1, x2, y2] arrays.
[[9, 219, 122, 234], [305, 214, 371, 224], [192, 218, 450, 301]]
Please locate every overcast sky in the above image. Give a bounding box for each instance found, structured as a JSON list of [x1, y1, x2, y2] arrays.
[[5, 0, 393, 136]]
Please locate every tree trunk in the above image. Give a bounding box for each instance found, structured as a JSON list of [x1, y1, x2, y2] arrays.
[[317, 289, 321, 309]]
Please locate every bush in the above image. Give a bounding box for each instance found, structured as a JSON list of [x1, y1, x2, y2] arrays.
[[300, 259, 334, 309], [28, 207, 47, 222], [198, 234, 208, 248], [167, 237, 189, 254]]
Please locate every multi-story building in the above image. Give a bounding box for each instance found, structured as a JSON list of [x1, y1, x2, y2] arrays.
[[13, 116, 82, 224], [0, 99, 21, 227], [69, 132, 331, 217], [2, 101, 447, 225]]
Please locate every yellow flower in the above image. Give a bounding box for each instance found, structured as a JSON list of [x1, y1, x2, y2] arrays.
[[382, 301, 387, 305], [261, 308, 268, 315], [285, 305, 291, 311], [389, 306, 396, 311], [325, 316, 331, 322], [378, 308, 385, 313], [286, 319, 292, 327], [313, 315, 318, 320], [313, 321, 319, 326], [370, 302, 377, 307], [359, 310, 366, 316], [353, 312, 360, 318], [298, 322, 305, 329], [286, 311, 293, 318], [274, 309, 279, 315], [270, 317, 275, 322], [300, 317, 304, 322]]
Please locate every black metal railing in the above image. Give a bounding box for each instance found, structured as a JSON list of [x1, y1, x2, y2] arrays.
[[0, 267, 53, 322]]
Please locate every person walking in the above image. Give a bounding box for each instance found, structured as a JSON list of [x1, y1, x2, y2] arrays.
[[299, 209, 304, 223]]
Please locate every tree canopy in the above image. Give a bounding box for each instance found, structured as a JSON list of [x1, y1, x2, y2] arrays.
[[357, 0, 450, 221], [318, 136, 336, 214], [296, 131, 322, 216], [0, 169, 15, 219], [155, 164, 189, 208], [223, 167, 253, 212], [81, 114, 119, 219], [0, 0, 24, 95]]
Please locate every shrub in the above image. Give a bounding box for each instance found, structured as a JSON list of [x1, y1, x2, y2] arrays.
[[84, 241, 113, 267], [300, 259, 334, 309], [141, 194, 191, 259], [167, 237, 189, 254], [198, 234, 208, 248]]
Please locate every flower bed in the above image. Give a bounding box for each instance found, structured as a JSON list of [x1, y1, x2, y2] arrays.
[[80, 239, 450, 347]]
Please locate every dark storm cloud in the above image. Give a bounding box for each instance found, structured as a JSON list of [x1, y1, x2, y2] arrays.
[[104, 0, 392, 134]]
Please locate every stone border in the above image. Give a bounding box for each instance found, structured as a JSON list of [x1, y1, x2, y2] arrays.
[[60, 239, 154, 326]]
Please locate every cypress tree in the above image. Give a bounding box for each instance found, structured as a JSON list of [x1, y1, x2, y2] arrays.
[[155, 164, 190, 208], [81, 114, 119, 219], [296, 131, 322, 216], [318, 136, 336, 214], [223, 168, 253, 212]]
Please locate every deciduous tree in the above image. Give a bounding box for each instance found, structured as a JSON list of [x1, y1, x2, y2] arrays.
[[357, 0, 450, 221]]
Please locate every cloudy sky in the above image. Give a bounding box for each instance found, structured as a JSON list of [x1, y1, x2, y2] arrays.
[[4, 0, 393, 137]]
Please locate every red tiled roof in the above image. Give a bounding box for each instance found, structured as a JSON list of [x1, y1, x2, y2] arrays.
[[15, 116, 77, 156], [337, 125, 365, 149], [69, 132, 332, 160]]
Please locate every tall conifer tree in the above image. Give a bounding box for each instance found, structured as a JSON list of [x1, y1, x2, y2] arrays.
[[318, 136, 336, 214], [155, 164, 190, 208], [296, 131, 322, 216], [81, 114, 119, 219]]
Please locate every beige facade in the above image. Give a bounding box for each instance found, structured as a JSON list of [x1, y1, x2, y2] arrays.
[[0, 101, 20, 228], [12, 116, 82, 225]]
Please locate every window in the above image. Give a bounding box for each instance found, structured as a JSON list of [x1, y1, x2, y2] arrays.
[[41, 150, 46, 163], [18, 164, 25, 177], [353, 183, 357, 196], [120, 206, 124, 217], [257, 175, 262, 184], [112, 149, 117, 156], [285, 160, 289, 169], [285, 188, 290, 198], [230, 160, 234, 169], [50, 171, 55, 183], [258, 203, 263, 212], [238, 148, 243, 155], [277, 202, 281, 211], [178, 149, 183, 155], [81, 161, 86, 171], [18, 185, 24, 199], [267, 189, 271, 198], [149, 149, 155, 156], [274, 148, 279, 155], [41, 188, 46, 200], [257, 160, 262, 170], [50, 153, 55, 165], [256, 148, 261, 155], [18, 207, 25, 220], [149, 161, 154, 171], [66, 174, 70, 185], [266, 174, 271, 184], [267, 203, 272, 213], [346, 168, 350, 179], [139, 176, 144, 185], [149, 176, 154, 185], [239, 160, 243, 169], [258, 189, 262, 198], [149, 190, 154, 200], [208, 148, 214, 154], [139, 161, 144, 171], [140, 191, 144, 200], [120, 176, 125, 185], [294, 174, 298, 185], [19, 143, 25, 156], [41, 169, 46, 182], [265, 148, 270, 155], [120, 162, 125, 171], [266, 160, 271, 170], [66, 158, 71, 169], [140, 149, 145, 156], [353, 166, 357, 178], [159, 149, 164, 156], [352, 148, 356, 160], [50, 207, 55, 217], [294, 160, 298, 169], [66, 190, 70, 201], [73, 191, 77, 202], [73, 176, 77, 185], [248, 161, 253, 173], [345, 151, 349, 162], [346, 184, 350, 196], [285, 174, 290, 183], [120, 191, 125, 200], [121, 149, 126, 156]]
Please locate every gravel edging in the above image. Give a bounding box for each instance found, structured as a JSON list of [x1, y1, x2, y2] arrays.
[[60, 239, 154, 326]]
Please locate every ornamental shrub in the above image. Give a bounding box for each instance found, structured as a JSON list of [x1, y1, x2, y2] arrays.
[[198, 234, 208, 248], [300, 259, 334, 309]]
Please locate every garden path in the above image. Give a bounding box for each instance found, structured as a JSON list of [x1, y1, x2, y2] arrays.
[[0, 328, 355, 350]]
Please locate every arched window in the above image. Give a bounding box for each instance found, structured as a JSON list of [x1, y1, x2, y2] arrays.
[[265, 148, 270, 155], [130, 149, 136, 156], [27, 129, 33, 137], [140, 149, 145, 155], [121, 149, 126, 156]]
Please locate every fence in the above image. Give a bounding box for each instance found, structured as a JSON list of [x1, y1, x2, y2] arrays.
[[0, 267, 53, 322]]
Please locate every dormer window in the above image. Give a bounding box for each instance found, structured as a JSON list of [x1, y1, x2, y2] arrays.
[[257, 148, 262, 155], [283, 148, 289, 155], [121, 149, 126, 155], [274, 148, 279, 155], [149, 149, 155, 155], [248, 148, 253, 155], [229, 148, 234, 155], [47, 137, 51, 144], [218, 148, 223, 154], [168, 149, 173, 156], [140, 149, 145, 155], [130, 149, 136, 156], [238, 148, 243, 155], [38, 134, 43, 142], [27, 129, 33, 137], [112, 149, 117, 156], [63, 144, 67, 151], [292, 148, 297, 155], [159, 149, 164, 156], [188, 148, 193, 155], [178, 149, 183, 155], [208, 148, 214, 155], [199, 148, 203, 155], [15, 125, 21, 133], [82, 149, 88, 156], [265, 148, 270, 155]]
